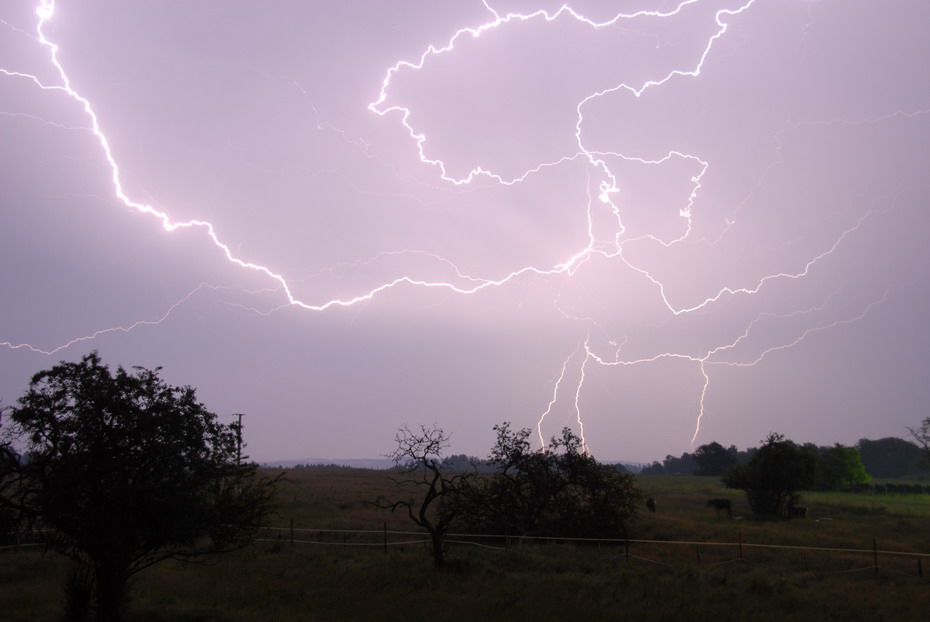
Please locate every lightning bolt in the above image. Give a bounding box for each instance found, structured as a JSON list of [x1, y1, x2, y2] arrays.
[[2, 0, 925, 459]]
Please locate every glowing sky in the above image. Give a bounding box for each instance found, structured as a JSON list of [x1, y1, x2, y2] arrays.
[[2, 0, 929, 463]]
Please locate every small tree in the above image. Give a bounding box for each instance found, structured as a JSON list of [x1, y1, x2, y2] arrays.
[[376, 424, 472, 568], [722, 433, 816, 519], [1, 353, 277, 622]]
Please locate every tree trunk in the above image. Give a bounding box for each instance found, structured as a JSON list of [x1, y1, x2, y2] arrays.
[[430, 531, 445, 568], [62, 565, 93, 622], [94, 561, 130, 622]]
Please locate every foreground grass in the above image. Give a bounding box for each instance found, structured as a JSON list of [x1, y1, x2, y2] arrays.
[[2, 469, 929, 621]]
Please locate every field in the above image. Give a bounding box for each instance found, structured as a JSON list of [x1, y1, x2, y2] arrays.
[[3, 468, 930, 621]]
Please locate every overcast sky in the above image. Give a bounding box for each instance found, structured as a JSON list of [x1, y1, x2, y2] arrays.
[[2, 0, 929, 463]]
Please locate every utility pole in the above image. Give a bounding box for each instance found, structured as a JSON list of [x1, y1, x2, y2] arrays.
[[233, 413, 245, 465]]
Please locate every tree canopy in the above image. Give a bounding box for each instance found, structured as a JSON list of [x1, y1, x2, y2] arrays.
[[815, 443, 871, 491], [459, 423, 643, 539], [692, 441, 739, 476], [722, 433, 816, 519], [0, 352, 277, 622], [856, 437, 925, 478]]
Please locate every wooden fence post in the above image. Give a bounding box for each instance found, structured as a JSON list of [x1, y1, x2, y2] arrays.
[[695, 545, 701, 564], [873, 538, 879, 575], [738, 532, 743, 562], [383, 522, 387, 554], [290, 518, 294, 546]]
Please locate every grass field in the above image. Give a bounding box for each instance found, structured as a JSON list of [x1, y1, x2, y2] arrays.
[[3, 468, 929, 621]]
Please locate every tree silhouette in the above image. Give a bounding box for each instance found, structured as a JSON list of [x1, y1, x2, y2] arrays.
[[908, 417, 930, 468], [722, 433, 816, 519], [0, 352, 277, 622], [376, 424, 473, 568], [693, 441, 738, 476], [856, 436, 925, 478], [461, 423, 643, 538]]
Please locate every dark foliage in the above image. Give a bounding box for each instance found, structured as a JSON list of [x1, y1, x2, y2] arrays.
[[640, 452, 697, 475], [644, 434, 922, 486], [641, 444, 752, 475], [856, 437, 925, 478], [0, 352, 277, 622], [722, 433, 816, 519], [692, 441, 739, 476], [459, 423, 643, 539]]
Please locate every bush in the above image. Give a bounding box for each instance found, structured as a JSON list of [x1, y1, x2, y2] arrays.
[[460, 423, 643, 538]]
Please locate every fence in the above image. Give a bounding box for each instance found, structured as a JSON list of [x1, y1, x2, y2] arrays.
[[0, 528, 52, 553], [6, 525, 929, 578], [252, 524, 930, 578]]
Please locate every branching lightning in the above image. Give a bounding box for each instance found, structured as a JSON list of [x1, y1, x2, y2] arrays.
[[2, 0, 923, 457]]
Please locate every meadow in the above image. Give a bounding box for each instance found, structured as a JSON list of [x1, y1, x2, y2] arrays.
[[3, 468, 929, 621]]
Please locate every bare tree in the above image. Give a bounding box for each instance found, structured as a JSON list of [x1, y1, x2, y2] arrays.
[[908, 417, 930, 466], [376, 424, 472, 568]]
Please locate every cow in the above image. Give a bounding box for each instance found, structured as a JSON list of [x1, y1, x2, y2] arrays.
[[788, 506, 808, 519], [646, 497, 656, 513], [706, 498, 732, 518]]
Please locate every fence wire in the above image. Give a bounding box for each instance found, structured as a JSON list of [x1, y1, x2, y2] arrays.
[[6, 525, 928, 578]]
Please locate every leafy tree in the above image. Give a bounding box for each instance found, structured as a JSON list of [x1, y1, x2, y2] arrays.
[[693, 441, 738, 476], [0, 353, 277, 622], [722, 433, 816, 519], [376, 424, 473, 568], [856, 437, 925, 478], [815, 443, 871, 491], [461, 423, 643, 538]]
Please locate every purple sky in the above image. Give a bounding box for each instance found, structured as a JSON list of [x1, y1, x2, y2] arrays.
[[2, 0, 929, 463]]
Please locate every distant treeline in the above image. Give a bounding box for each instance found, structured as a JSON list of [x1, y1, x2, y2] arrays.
[[283, 456, 496, 472], [279, 437, 924, 483], [286, 454, 632, 475], [642, 436, 926, 480], [287, 463, 389, 470], [440, 453, 633, 474]]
